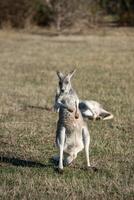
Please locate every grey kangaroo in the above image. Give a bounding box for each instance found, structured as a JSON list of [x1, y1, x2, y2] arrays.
[[54, 70, 93, 172]]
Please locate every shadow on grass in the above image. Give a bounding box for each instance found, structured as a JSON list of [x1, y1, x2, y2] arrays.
[[0, 155, 53, 168]]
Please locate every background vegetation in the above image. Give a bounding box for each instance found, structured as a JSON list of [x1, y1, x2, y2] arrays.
[[0, 0, 134, 30]]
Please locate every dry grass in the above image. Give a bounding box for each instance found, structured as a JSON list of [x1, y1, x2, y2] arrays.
[[0, 28, 134, 200]]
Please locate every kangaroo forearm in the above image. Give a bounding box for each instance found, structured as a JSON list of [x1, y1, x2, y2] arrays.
[[57, 101, 73, 112]]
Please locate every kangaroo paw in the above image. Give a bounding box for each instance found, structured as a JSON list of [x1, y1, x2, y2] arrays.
[[68, 107, 74, 112], [75, 113, 79, 119]]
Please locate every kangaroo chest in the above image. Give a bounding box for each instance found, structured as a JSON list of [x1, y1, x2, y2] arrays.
[[58, 109, 84, 133], [61, 94, 77, 108]]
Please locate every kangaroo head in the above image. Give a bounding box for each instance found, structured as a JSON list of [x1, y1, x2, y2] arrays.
[[56, 70, 76, 94]]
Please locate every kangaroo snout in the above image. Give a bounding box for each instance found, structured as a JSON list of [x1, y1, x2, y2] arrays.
[[61, 89, 65, 93]]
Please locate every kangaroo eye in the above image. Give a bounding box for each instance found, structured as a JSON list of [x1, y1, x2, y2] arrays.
[[59, 81, 62, 86], [65, 81, 69, 84]]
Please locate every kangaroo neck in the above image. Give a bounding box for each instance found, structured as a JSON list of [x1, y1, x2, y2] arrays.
[[68, 87, 74, 95], [62, 87, 73, 95]]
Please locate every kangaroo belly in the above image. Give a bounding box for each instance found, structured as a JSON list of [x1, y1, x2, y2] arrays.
[[63, 111, 84, 154], [57, 109, 85, 155], [63, 131, 84, 155]]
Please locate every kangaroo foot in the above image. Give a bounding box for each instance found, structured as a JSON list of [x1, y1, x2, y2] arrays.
[[87, 166, 98, 172], [57, 168, 64, 174]]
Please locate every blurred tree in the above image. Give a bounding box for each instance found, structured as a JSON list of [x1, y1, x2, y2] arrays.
[[99, 0, 134, 25], [0, 0, 133, 29], [0, 0, 35, 28]]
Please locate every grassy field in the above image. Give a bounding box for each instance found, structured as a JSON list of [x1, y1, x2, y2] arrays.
[[0, 29, 134, 200]]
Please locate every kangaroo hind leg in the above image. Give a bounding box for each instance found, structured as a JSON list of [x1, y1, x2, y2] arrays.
[[82, 127, 91, 167], [57, 127, 66, 172]]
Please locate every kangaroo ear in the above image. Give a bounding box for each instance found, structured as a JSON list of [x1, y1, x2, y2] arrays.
[[56, 71, 64, 79], [69, 69, 76, 78]]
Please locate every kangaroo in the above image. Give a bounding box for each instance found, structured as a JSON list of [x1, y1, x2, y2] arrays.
[[53, 70, 93, 173]]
